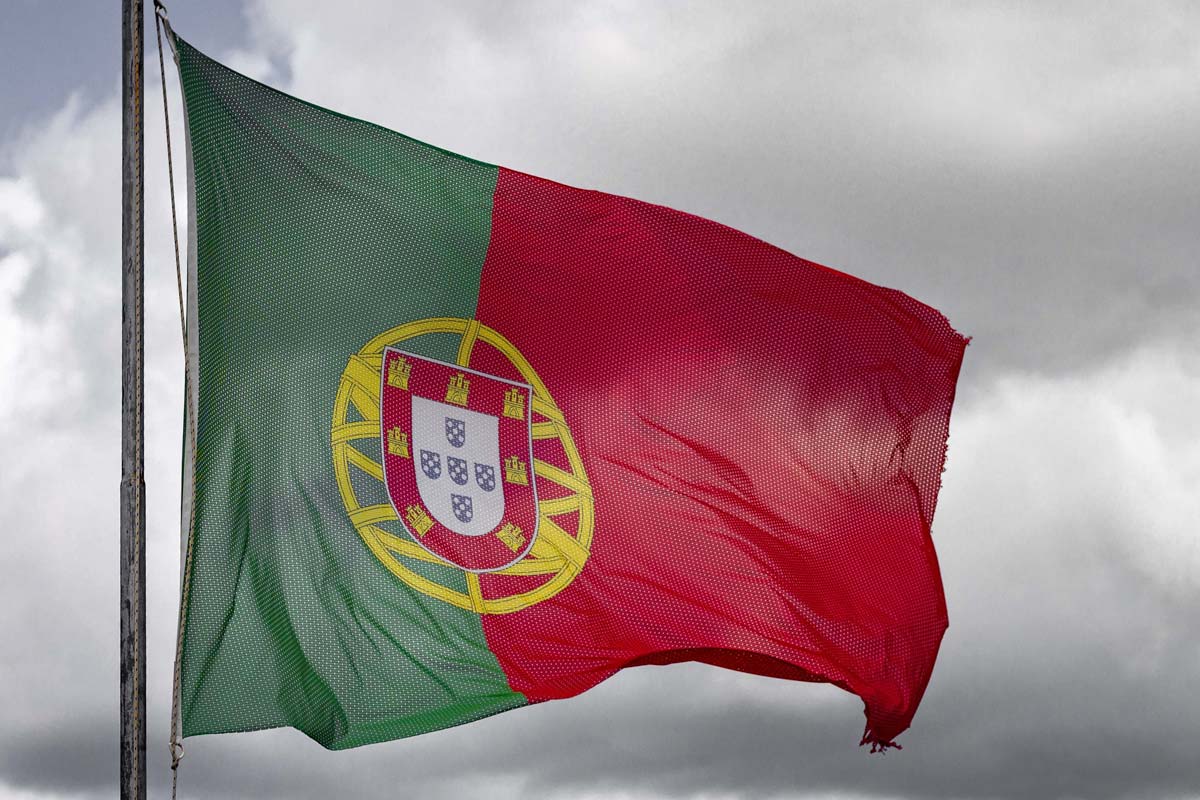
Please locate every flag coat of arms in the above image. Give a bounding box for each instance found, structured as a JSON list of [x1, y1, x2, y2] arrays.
[[380, 349, 540, 571], [171, 30, 968, 751]]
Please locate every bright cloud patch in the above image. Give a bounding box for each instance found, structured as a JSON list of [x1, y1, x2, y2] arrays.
[[946, 349, 1200, 595]]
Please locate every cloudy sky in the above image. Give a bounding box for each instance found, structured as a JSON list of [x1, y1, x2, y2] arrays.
[[2, 1, 1199, 798]]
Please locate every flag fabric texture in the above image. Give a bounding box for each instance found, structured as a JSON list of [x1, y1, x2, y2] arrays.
[[172, 32, 968, 752]]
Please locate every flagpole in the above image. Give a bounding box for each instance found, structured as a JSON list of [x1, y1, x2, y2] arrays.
[[121, 0, 146, 798]]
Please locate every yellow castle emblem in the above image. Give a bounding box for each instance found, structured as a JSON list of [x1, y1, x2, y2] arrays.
[[386, 356, 412, 390], [445, 372, 470, 406], [503, 388, 526, 420], [405, 504, 434, 537], [387, 427, 409, 458], [496, 522, 526, 552], [504, 456, 529, 486]]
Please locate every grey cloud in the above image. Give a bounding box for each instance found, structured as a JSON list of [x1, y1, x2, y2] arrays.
[[0, 0, 251, 134], [0, 720, 116, 797]]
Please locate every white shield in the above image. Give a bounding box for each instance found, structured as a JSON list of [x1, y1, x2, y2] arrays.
[[410, 395, 504, 536]]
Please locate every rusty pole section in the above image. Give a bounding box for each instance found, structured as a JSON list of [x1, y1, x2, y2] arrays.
[[121, 0, 146, 797]]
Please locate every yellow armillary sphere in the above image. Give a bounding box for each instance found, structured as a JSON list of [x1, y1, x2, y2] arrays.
[[331, 317, 594, 613]]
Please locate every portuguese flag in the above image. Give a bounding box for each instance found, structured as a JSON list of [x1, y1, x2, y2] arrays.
[[172, 31, 967, 752]]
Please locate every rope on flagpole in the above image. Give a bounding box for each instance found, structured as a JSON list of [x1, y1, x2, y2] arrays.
[[154, 3, 197, 797]]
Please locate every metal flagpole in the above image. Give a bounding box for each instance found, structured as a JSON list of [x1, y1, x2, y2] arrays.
[[121, 0, 146, 798]]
